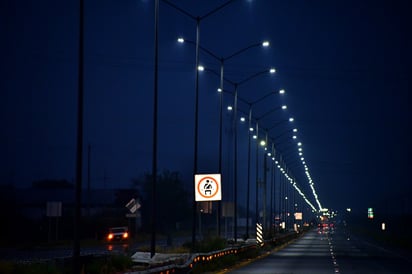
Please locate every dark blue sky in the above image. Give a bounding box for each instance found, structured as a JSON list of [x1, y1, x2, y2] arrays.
[[1, 0, 410, 215]]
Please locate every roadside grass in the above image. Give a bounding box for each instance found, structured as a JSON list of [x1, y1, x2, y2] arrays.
[[0, 260, 63, 274], [0, 254, 134, 274]]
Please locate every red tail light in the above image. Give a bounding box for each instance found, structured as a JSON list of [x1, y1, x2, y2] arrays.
[[108, 233, 114, 240], [123, 232, 128, 239]]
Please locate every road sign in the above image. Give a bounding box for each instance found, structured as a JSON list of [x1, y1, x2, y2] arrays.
[[368, 207, 374, 219], [294, 212, 303, 220], [125, 198, 140, 213], [194, 174, 221, 201]]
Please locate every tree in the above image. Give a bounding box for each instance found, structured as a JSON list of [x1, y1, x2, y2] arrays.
[[131, 170, 191, 233]]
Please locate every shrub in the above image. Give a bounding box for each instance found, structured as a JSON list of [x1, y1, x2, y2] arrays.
[[4, 262, 61, 274]]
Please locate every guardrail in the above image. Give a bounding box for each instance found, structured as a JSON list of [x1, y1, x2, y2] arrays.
[[127, 231, 303, 274]]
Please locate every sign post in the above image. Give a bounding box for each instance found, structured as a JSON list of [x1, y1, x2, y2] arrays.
[[46, 201, 62, 242], [195, 174, 222, 239]]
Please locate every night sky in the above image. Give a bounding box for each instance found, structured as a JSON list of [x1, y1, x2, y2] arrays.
[[1, 0, 410, 216]]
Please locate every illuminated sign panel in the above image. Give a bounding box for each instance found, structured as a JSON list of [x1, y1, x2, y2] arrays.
[[368, 207, 374, 219], [194, 174, 222, 201]]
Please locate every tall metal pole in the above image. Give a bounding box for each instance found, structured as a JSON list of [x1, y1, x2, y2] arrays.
[[73, 0, 84, 272], [255, 123, 259, 224], [263, 135, 267, 231], [87, 144, 91, 216], [270, 144, 275, 236], [245, 106, 252, 238], [217, 59, 224, 237], [150, 0, 159, 258], [278, 161, 282, 232], [192, 17, 200, 250], [233, 84, 238, 243]]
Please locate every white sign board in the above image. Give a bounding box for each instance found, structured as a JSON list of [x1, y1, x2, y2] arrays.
[[194, 174, 221, 201], [125, 198, 140, 213], [294, 212, 303, 220]]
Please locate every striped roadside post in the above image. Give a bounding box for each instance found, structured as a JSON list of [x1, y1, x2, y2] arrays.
[[256, 222, 263, 246]]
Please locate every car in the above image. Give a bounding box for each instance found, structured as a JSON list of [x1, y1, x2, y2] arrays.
[[106, 226, 129, 242]]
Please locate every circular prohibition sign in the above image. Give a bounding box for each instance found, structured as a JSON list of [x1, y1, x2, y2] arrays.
[[197, 176, 219, 199]]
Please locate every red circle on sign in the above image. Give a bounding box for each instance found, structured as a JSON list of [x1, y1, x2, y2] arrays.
[[197, 176, 219, 199]]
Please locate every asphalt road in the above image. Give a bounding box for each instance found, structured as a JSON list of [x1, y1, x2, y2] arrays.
[[225, 227, 411, 274]]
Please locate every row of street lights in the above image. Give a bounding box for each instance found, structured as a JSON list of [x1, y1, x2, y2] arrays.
[[213, 84, 312, 236], [197, 57, 305, 238], [165, 0, 323, 250], [205, 69, 317, 236], [180, 34, 277, 242], [155, 0, 323, 257]]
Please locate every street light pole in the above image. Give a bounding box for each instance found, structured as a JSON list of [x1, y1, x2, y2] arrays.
[[233, 84, 238, 242], [73, 0, 84, 272], [218, 61, 223, 237], [150, 0, 159, 258], [270, 143, 275, 236], [192, 15, 200, 250], [162, 0, 238, 250], [263, 132, 268, 231], [246, 107, 252, 238], [255, 122, 260, 226]]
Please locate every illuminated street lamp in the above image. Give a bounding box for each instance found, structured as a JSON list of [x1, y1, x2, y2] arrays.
[[273, 128, 298, 143]]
